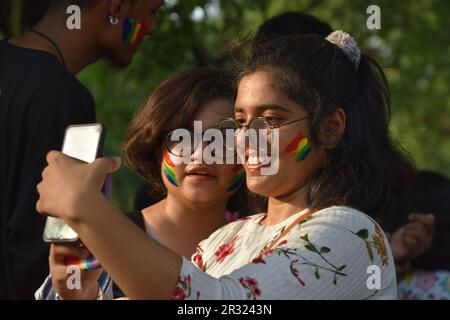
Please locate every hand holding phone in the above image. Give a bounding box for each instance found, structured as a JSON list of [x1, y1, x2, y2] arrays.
[[43, 123, 106, 244]]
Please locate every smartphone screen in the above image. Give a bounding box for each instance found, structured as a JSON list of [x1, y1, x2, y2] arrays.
[[62, 124, 104, 163], [43, 123, 105, 243]]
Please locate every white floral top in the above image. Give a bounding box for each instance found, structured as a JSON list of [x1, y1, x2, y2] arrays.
[[172, 206, 397, 300]]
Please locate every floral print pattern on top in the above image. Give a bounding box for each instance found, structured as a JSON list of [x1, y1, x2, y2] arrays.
[[192, 245, 206, 271], [171, 206, 397, 300], [171, 274, 201, 300], [215, 235, 240, 263], [239, 277, 262, 299], [398, 270, 450, 300], [347, 223, 389, 266]]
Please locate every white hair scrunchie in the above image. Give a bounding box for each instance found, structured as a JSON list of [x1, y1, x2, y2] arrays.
[[325, 30, 362, 69]]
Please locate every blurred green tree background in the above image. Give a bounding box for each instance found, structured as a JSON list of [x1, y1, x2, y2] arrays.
[[1, 0, 449, 210]]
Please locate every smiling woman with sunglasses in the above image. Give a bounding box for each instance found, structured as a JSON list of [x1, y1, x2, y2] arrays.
[[35, 31, 414, 299]]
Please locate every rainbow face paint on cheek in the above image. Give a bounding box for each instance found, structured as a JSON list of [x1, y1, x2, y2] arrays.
[[283, 132, 312, 162], [227, 165, 245, 192], [163, 153, 178, 187], [123, 18, 150, 47]]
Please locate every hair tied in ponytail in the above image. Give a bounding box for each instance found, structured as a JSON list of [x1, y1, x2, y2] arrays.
[[326, 30, 361, 70]]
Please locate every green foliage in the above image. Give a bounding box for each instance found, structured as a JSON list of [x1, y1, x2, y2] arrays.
[[2, 0, 449, 209]]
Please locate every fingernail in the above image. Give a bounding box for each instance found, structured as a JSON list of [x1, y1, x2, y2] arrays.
[[111, 156, 122, 166]]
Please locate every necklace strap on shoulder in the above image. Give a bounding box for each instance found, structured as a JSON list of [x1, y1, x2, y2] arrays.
[[30, 28, 67, 69]]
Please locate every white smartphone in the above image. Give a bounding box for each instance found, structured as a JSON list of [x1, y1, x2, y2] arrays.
[[43, 123, 106, 243]]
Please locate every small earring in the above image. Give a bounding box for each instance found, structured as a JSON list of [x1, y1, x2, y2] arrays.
[[108, 15, 119, 25]]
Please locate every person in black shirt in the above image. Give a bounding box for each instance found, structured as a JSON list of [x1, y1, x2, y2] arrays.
[[0, 0, 164, 299], [388, 170, 450, 272]]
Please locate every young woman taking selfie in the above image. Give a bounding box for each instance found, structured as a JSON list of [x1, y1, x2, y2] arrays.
[[35, 31, 414, 299]]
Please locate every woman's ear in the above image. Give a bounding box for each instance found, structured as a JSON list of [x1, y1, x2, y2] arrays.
[[318, 108, 346, 149], [109, 0, 130, 18]]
